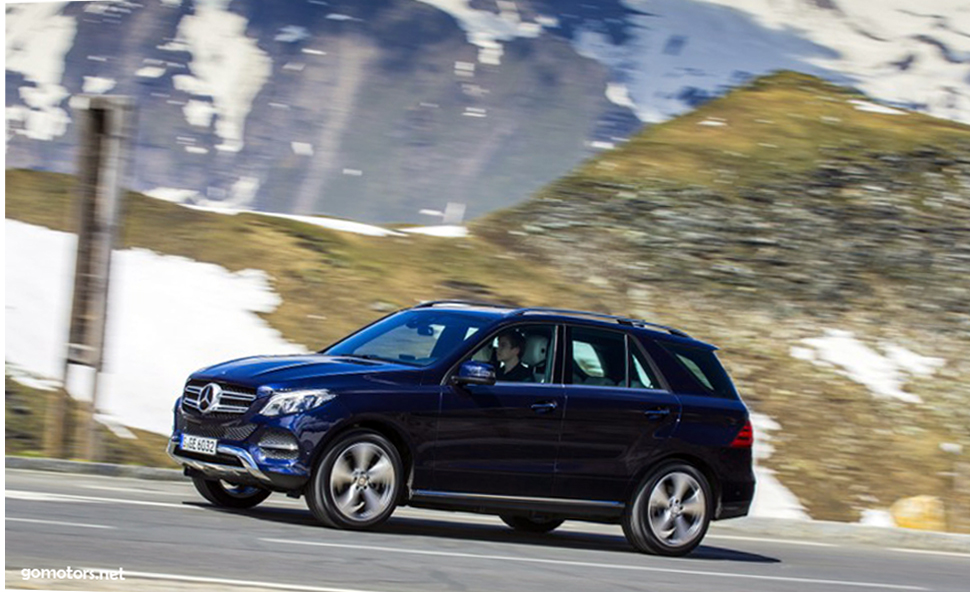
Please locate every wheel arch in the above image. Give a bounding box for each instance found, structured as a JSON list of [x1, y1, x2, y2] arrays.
[[309, 417, 415, 499], [628, 453, 722, 511]]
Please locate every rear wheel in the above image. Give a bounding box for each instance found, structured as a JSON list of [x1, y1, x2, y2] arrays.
[[192, 477, 271, 509], [500, 515, 564, 534], [306, 429, 402, 529], [622, 463, 712, 556]]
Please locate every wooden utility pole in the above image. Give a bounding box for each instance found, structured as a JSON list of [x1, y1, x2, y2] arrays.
[[43, 96, 135, 461]]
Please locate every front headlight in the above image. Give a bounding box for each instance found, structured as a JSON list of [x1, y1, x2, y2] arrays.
[[259, 389, 336, 417]]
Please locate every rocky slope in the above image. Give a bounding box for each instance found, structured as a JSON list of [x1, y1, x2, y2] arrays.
[[478, 72, 970, 529]]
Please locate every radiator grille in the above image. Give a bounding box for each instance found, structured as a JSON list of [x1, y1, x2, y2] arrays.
[[180, 418, 257, 441], [181, 381, 257, 416]]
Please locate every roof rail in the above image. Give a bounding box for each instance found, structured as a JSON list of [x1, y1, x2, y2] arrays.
[[413, 300, 513, 310], [510, 307, 692, 338]]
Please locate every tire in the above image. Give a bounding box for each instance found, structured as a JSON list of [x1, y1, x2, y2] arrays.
[[622, 462, 712, 556], [500, 515, 564, 534], [192, 477, 271, 509], [306, 429, 403, 529]]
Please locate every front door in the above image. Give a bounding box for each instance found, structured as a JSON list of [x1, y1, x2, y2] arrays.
[[433, 324, 562, 497]]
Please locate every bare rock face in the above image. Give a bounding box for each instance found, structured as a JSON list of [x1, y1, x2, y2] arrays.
[[891, 496, 947, 531]]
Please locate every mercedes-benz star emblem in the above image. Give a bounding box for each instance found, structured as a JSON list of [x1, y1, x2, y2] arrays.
[[198, 383, 222, 414]]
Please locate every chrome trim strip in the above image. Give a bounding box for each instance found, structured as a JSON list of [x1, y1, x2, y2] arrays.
[[185, 385, 202, 393], [258, 443, 299, 451], [411, 489, 624, 508], [214, 404, 249, 413], [166, 439, 272, 483], [221, 390, 256, 400]]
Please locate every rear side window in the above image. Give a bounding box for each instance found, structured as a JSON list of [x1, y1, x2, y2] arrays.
[[569, 327, 626, 386], [659, 341, 736, 398]]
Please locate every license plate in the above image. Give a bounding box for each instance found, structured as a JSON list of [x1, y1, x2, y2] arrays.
[[181, 434, 218, 456]]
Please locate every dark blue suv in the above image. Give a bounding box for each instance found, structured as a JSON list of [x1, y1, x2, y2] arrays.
[[169, 301, 754, 556]]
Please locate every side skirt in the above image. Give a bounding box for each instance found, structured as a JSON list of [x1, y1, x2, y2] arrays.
[[407, 489, 624, 522]]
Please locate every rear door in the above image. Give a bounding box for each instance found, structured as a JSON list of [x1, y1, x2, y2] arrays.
[[554, 326, 681, 501]]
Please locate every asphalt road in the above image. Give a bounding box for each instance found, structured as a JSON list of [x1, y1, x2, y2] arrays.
[[5, 469, 969, 592]]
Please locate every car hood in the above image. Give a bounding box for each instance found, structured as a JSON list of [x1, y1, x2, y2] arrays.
[[193, 354, 420, 387]]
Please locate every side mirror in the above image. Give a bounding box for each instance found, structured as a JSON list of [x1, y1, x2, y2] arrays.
[[452, 361, 496, 387]]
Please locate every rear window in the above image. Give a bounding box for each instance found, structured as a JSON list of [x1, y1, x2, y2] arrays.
[[659, 342, 737, 398]]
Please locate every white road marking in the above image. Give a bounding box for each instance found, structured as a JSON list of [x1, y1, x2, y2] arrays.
[[706, 534, 838, 547], [82, 569, 397, 592], [6, 517, 115, 530], [889, 547, 970, 559], [5, 489, 203, 510], [81, 484, 189, 497], [261, 538, 927, 590]]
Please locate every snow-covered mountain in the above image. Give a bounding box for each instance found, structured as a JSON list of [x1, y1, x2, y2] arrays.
[[6, 0, 969, 222]]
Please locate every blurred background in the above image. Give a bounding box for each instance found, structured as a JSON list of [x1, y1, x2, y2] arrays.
[[5, 0, 970, 534]]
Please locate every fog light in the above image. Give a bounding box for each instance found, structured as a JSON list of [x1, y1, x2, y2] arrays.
[[258, 429, 299, 460]]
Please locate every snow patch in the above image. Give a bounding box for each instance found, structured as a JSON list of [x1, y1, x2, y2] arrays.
[[858, 509, 897, 527], [748, 412, 810, 520], [698, 119, 727, 127], [5, 219, 305, 435], [183, 99, 216, 128], [135, 66, 166, 78], [291, 141, 314, 156], [229, 176, 260, 207], [417, 0, 555, 65], [5, 3, 77, 143], [275, 26, 310, 43], [605, 82, 636, 110], [171, 0, 272, 152], [791, 329, 944, 404], [570, 0, 970, 124], [140, 190, 404, 238], [850, 100, 908, 115], [82, 76, 116, 94], [144, 187, 200, 203], [251, 212, 404, 237], [400, 225, 469, 238]]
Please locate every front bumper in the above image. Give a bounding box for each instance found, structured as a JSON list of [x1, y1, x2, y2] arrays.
[[167, 438, 271, 483], [167, 434, 310, 491]]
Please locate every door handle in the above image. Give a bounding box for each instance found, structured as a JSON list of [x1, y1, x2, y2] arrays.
[[530, 401, 559, 414], [644, 407, 671, 420]]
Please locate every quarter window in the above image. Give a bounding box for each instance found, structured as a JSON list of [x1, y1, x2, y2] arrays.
[[629, 341, 661, 390]]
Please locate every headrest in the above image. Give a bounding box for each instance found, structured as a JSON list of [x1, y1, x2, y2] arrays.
[[522, 334, 549, 366]]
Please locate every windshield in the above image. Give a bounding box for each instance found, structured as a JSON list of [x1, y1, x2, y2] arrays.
[[323, 310, 496, 366]]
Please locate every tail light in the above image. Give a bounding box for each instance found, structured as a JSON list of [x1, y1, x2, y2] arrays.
[[730, 420, 753, 448]]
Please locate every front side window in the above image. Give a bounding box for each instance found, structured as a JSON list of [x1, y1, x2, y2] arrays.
[[467, 324, 556, 383], [325, 311, 493, 366]]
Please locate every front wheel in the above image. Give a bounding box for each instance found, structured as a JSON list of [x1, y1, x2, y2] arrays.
[[192, 477, 271, 509], [500, 515, 564, 534], [622, 463, 712, 556], [306, 429, 403, 529]]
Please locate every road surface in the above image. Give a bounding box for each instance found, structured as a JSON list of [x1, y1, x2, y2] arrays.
[[5, 469, 969, 591]]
